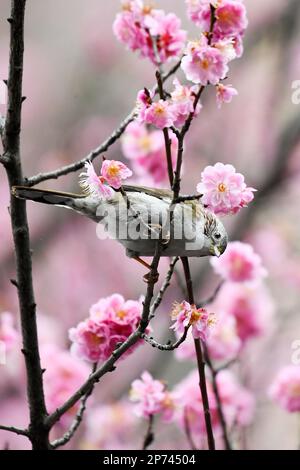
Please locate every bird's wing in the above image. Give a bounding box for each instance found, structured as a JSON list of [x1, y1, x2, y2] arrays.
[[122, 184, 173, 201]]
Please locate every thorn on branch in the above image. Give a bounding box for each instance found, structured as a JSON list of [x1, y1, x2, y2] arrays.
[[10, 279, 19, 288]]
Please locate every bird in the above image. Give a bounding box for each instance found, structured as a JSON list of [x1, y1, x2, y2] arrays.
[[12, 184, 228, 278]]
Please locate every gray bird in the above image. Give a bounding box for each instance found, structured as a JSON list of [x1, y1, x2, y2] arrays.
[[12, 185, 228, 273]]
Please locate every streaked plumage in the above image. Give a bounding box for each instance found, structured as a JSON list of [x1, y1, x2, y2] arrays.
[[12, 185, 228, 258]]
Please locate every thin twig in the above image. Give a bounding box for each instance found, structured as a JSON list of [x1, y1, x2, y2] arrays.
[[50, 363, 97, 449], [0, 425, 29, 437], [142, 415, 154, 450], [149, 256, 179, 320], [203, 345, 232, 450], [155, 70, 174, 187], [142, 326, 189, 351], [183, 408, 197, 451], [198, 281, 224, 307]]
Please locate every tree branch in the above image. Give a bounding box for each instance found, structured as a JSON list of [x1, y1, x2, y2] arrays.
[[1, 0, 50, 450], [142, 326, 189, 351], [0, 425, 29, 437], [25, 59, 182, 187], [45, 243, 163, 429], [50, 363, 97, 449]]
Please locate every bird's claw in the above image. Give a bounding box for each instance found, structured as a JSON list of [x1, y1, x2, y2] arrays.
[[143, 271, 159, 284]]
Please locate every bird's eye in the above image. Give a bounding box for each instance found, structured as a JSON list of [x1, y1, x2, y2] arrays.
[[214, 232, 221, 240]]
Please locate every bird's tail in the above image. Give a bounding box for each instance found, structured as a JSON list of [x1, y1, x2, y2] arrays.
[[12, 186, 85, 206]]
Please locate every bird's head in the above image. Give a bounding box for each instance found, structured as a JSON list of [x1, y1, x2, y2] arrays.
[[203, 212, 228, 258]]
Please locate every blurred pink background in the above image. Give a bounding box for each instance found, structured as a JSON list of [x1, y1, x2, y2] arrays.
[[0, 0, 300, 450]]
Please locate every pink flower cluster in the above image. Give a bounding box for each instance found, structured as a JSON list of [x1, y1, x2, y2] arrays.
[[181, 36, 229, 86], [113, 1, 187, 64], [211, 241, 267, 283], [269, 366, 300, 413], [122, 122, 177, 183], [170, 301, 216, 341], [186, 0, 248, 49], [130, 371, 176, 421], [197, 162, 256, 215], [41, 345, 90, 424], [69, 294, 144, 363], [183, 1, 247, 106], [0, 312, 20, 353], [136, 78, 201, 130], [80, 160, 132, 199], [175, 369, 254, 440]]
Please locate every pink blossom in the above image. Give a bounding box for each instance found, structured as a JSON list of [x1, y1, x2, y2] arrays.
[[113, 2, 186, 64], [216, 83, 238, 108], [144, 11, 187, 64], [181, 38, 229, 85], [171, 78, 202, 127], [90, 293, 142, 327], [269, 366, 300, 413], [143, 100, 176, 129], [207, 311, 241, 361], [69, 318, 110, 363], [41, 345, 90, 425], [101, 160, 132, 189], [0, 312, 19, 353], [130, 371, 176, 420], [215, 1, 248, 37], [170, 301, 216, 341], [196, 162, 256, 215], [69, 294, 144, 363], [79, 161, 114, 199], [121, 122, 177, 183], [210, 241, 267, 282], [186, 1, 248, 39], [212, 282, 274, 343]]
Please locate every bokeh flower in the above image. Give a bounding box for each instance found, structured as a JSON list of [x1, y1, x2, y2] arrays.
[[0, 312, 20, 353], [216, 83, 238, 108], [130, 371, 176, 421], [210, 241, 267, 282], [121, 122, 178, 183], [269, 366, 300, 413], [41, 345, 90, 425]]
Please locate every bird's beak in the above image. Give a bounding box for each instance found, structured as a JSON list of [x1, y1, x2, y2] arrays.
[[213, 245, 221, 257], [210, 242, 227, 257]]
